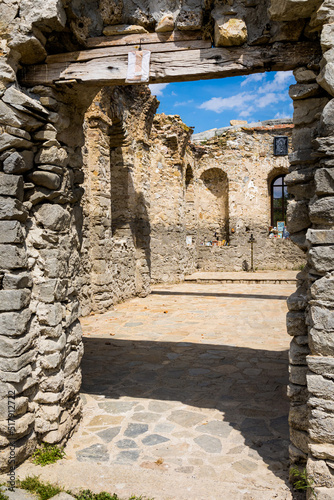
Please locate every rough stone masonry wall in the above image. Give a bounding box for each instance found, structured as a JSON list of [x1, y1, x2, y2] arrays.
[[149, 114, 196, 283], [79, 86, 158, 315], [0, 77, 99, 468], [191, 122, 305, 271], [0, 0, 334, 497]]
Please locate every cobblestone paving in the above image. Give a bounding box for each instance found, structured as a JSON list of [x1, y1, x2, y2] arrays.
[[17, 282, 298, 500]]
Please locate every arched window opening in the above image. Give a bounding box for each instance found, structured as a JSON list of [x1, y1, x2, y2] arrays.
[[271, 175, 289, 227]]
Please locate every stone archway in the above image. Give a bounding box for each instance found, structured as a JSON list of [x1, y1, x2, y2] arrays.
[[1, 1, 334, 497]]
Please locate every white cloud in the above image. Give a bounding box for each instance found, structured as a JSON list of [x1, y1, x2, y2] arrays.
[[240, 73, 266, 87], [173, 99, 194, 107], [149, 83, 169, 96], [239, 107, 254, 118], [274, 111, 291, 119], [198, 92, 254, 113], [258, 71, 294, 94], [197, 71, 294, 116]]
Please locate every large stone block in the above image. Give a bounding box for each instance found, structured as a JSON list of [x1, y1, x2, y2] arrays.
[[3, 151, 34, 174], [290, 427, 309, 454], [309, 246, 334, 273], [289, 404, 309, 431], [0, 173, 24, 200], [315, 168, 334, 195], [35, 146, 68, 167], [36, 302, 63, 326], [306, 457, 334, 488], [0, 197, 28, 222], [310, 306, 334, 331], [287, 311, 307, 336], [310, 443, 334, 461], [310, 197, 334, 226], [0, 133, 32, 153], [287, 288, 307, 311], [289, 364, 307, 385], [3, 86, 48, 118], [20, 0, 66, 31], [309, 327, 334, 356], [0, 221, 24, 244], [214, 17, 247, 47], [319, 99, 334, 137], [0, 245, 27, 270], [286, 200, 310, 234], [293, 98, 329, 126], [310, 409, 334, 445], [317, 49, 334, 97], [289, 339, 309, 365], [269, 0, 320, 21], [0, 309, 32, 336], [3, 272, 32, 289], [176, 8, 203, 31], [0, 289, 31, 311], [28, 171, 61, 190], [308, 356, 334, 375], [34, 203, 70, 231], [307, 229, 334, 246], [308, 373, 334, 400], [289, 83, 321, 100], [39, 333, 66, 354], [287, 382, 308, 403], [0, 350, 34, 372], [0, 100, 43, 131], [312, 487, 334, 500], [0, 330, 35, 357]]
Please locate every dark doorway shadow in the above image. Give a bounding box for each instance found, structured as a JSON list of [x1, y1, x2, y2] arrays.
[[81, 336, 296, 494]]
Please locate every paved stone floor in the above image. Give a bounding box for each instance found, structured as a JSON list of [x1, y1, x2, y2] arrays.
[[16, 282, 300, 500]]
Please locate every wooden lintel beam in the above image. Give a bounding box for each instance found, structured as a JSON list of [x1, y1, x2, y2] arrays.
[[86, 30, 204, 48], [20, 41, 321, 88]]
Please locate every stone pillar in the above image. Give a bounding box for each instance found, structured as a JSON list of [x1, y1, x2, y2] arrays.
[[0, 81, 96, 471], [286, 7, 334, 497]]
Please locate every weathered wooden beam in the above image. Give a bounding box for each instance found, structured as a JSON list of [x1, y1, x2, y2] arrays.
[[20, 41, 321, 87], [86, 30, 204, 49], [46, 39, 212, 65]]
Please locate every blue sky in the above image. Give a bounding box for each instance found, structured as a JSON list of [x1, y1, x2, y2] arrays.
[[149, 71, 295, 134]]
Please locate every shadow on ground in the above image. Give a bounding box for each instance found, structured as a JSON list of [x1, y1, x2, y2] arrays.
[[81, 337, 294, 492], [151, 290, 289, 300]]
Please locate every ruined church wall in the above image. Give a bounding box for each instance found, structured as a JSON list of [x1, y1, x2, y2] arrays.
[[78, 86, 158, 315], [149, 114, 196, 284], [192, 123, 305, 271]]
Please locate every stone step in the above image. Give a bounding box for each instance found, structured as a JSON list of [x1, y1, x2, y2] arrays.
[[184, 271, 298, 284]]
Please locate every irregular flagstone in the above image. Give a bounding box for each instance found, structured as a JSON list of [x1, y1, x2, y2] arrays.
[[194, 435, 222, 454], [195, 420, 233, 438], [96, 426, 121, 443], [141, 434, 170, 446], [132, 412, 162, 423], [168, 409, 205, 427], [124, 423, 148, 438], [97, 401, 137, 414], [116, 439, 138, 449], [76, 444, 109, 462], [232, 459, 258, 474]]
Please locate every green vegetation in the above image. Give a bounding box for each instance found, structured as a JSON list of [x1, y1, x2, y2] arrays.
[[0, 490, 9, 500], [32, 443, 65, 466], [18, 476, 62, 500], [290, 466, 315, 495], [15, 476, 153, 500]]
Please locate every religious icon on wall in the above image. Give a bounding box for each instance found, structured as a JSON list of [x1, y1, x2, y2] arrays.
[[274, 136, 288, 156]]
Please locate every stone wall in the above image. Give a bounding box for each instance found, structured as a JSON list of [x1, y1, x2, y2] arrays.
[[78, 86, 158, 315], [1, 0, 334, 497], [191, 121, 305, 271]]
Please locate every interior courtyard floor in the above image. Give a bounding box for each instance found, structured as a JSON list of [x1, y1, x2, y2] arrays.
[[15, 280, 301, 500]]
